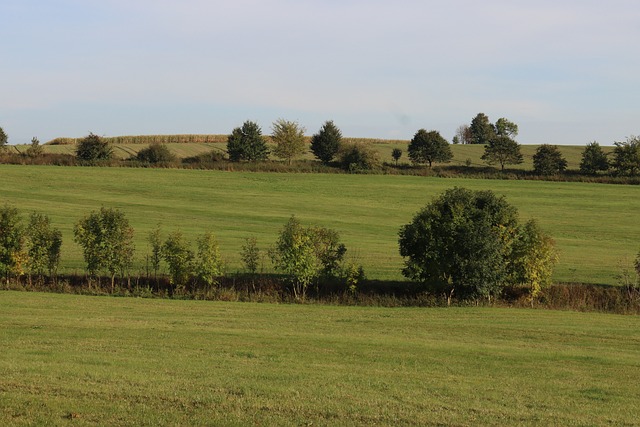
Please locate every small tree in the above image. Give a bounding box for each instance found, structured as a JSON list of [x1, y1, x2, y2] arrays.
[[270, 216, 347, 299], [338, 143, 380, 172], [271, 119, 307, 165], [26, 137, 44, 158], [0, 126, 8, 150], [612, 136, 640, 176], [270, 216, 317, 299], [148, 225, 163, 280], [509, 220, 558, 299], [481, 135, 523, 170], [136, 143, 176, 163], [76, 133, 113, 161], [310, 120, 342, 164], [455, 124, 472, 145], [73, 207, 135, 288], [162, 231, 194, 286], [533, 144, 568, 175], [241, 237, 260, 274], [227, 121, 269, 162], [469, 113, 495, 145], [26, 212, 62, 279], [579, 142, 609, 175], [408, 129, 453, 168], [392, 148, 402, 166], [0, 205, 26, 283], [195, 231, 223, 286]]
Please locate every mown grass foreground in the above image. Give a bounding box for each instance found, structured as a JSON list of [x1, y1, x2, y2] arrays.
[[1, 291, 639, 426]]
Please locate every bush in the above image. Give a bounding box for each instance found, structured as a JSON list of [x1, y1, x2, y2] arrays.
[[135, 143, 176, 163], [76, 133, 113, 161], [398, 187, 556, 302], [579, 142, 609, 175], [533, 144, 567, 175], [338, 143, 380, 172], [269, 216, 347, 299]]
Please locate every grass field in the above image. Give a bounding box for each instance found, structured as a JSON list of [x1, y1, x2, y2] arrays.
[[0, 165, 637, 285], [1, 291, 639, 425], [13, 139, 611, 171]]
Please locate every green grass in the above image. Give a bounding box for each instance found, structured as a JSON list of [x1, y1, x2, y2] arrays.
[[1, 291, 639, 425], [1, 165, 638, 284]]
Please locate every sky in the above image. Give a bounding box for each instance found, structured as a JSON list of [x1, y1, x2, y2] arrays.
[[1, 0, 639, 145]]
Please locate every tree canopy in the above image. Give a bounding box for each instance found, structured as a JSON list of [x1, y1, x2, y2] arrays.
[[398, 187, 556, 301], [271, 119, 306, 164], [73, 207, 134, 287], [469, 113, 495, 145], [407, 129, 452, 168], [0, 126, 7, 149], [481, 135, 523, 170], [579, 142, 609, 175], [76, 133, 113, 161], [310, 120, 342, 164], [227, 121, 269, 162], [533, 144, 567, 175], [611, 136, 640, 176]]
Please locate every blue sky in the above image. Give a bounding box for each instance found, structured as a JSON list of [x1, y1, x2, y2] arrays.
[[1, 0, 638, 145]]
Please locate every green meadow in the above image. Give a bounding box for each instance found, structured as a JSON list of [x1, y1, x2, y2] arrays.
[[0, 164, 637, 285], [1, 291, 639, 426]]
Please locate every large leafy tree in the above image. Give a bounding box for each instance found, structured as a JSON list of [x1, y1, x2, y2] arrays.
[[73, 207, 134, 288], [469, 113, 495, 145], [271, 119, 306, 165], [533, 144, 568, 175], [76, 133, 113, 161], [310, 120, 342, 164], [398, 188, 556, 301], [399, 188, 519, 301], [226, 121, 269, 162], [481, 135, 523, 170], [611, 136, 640, 176], [579, 142, 609, 175], [407, 129, 453, 168]]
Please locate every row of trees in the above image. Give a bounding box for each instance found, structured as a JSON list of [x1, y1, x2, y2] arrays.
[[2, 186, 585, 300], [0, 205, 360, 298], [3, 122, 638, 176]]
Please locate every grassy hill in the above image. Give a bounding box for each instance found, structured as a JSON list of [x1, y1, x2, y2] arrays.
[[10, 135, 612, 170], [0, 165, 636, 285]]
